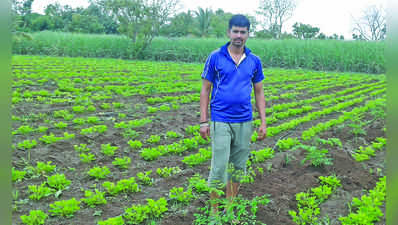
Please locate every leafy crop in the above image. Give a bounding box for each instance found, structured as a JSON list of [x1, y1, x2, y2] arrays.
[[28, 183, 55, 200], [49, 198, 81, 218], [81, 189, 107, 208], [136, 170, 153, 186], [47, 174, 71, 190], [20, 210, 48, 225], [88, 166, 111, 179], [112, 157, 131, 169], [300, 145, 333, 167], [156, 166, 181, 177]]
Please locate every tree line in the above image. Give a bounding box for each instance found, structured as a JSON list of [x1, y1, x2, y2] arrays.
[[11, 0, 386, 57]]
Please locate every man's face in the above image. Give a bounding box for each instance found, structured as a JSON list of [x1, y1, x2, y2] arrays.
[[227, 26, 249, 48]]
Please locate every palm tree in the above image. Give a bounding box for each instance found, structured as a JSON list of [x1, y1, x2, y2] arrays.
[[194, 7, 212, 37]]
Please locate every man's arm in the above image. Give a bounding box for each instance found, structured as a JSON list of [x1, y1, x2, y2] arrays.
[[253, 81, 267, 140], [199, 79, 212, 139]]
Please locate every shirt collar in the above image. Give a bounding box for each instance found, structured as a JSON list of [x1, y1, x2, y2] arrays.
[[220, 41, 251, 56]]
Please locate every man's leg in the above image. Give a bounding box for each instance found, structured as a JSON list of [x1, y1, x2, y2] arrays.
[[227, 121, 252, 202], [208, 122, 232, 215], [226, 180, 240, 199]]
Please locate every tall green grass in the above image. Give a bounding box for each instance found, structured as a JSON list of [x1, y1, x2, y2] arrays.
[[12, 31, 385, 74]]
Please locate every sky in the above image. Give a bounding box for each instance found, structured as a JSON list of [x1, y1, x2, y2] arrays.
[[31, 0, 387, 40]]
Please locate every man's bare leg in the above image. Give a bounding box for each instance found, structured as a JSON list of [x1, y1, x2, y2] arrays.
[[210, 190, 220, 215], [226, 180, 240, 210]]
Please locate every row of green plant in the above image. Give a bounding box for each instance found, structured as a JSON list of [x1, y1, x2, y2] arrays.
[[263, 96, 368, 139], [301, 98, 385, 141], [352, 137, 386, 162], [338, 176, 386, 224], [289, 175, 342, 225]]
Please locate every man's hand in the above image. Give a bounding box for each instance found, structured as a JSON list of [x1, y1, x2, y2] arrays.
[[200, 125, 210, 140], [257, 123, 267, 141]]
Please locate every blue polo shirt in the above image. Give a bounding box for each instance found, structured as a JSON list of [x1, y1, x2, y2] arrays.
[[201, 42, 265, 123]]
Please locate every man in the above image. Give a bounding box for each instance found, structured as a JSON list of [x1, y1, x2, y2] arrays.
[[199, 14, 267, 215]]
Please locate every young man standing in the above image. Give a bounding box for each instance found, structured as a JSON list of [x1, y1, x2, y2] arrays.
[[199, 14, 267, 215]]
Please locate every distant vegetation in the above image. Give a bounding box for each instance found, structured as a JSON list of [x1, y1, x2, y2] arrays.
[[13, 31, 385, 74]]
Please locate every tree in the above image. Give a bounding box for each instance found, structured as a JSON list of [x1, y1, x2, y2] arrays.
[[11, 0, 35, 32], [11, 0, 33, 41], [256, 0, 296, 39], [292, 22, 320, 39], [85, 2, 119, 34], [194, 7, 213, 37], [317, 32, 326, 40], [159, 10, 195, 37], [94, 0, 179, 57], [352, 5, 386, 41]]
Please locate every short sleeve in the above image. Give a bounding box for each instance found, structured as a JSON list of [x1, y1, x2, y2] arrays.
[[201, 53, 217, 83], [252, 57, 265, 83]]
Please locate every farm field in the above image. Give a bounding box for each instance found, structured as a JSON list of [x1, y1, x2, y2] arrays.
[[11, 55, 386, 225]]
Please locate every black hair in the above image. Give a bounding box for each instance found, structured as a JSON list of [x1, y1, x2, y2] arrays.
[[228, 14, 250, 31]]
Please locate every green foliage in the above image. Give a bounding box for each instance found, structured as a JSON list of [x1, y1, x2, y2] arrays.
[[319, 175, 341, 189], [166, 131, 180, 138], [159, 104, 171, 111], [17, 139, 37, 150], [86, 116, 101, 124], [13, 125, 34, 135], [53, 110, 74, 120], [128, 140, 142, 149], [88, 166, 110, 179], [36, 161, 56, 175], [100, 102, 111, 109], [28, 183, 55, 200], [277, 137, 301, 151], [124, 198, 168, 224], [250, 148, 274, 163], [315, 137, 342, 147], [300, 145, 333, 167], [186, 125, 200, 136], [339, 176, 386, 224], [289, 175, 341, 225], [20, 210, 48, 225], [72, 105, 85, 113], [292, 22, 320, 39], [156, 166, 181, 177], [147, 106, 158, 113], [80, 125, 108, 135], [80, 153, 96, 163], [102, 177, 140, 195], [188, 174, 210, 193], [140, 147, 163, 161], [146, 135, 161, 144], [98, 216, 125, 225], [74, 143, 91, 153], [112, 157, 131, 169], [13, 32, 385, 74], [49, 198, 81, 218], [169, 187, 193, 204], [12, 167, 26, 182], [47, 174, 71, 190], [182, 147, 212, 167], [101, 143, 118, 156], [54, 121, 68, 129], [194, 194, 271, 225], [81, 189, 107, 208], [251, 131, 258, 142], [136, 170, 153, 186]]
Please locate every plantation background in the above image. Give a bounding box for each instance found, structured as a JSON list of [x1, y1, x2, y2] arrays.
[[13, 31, 385, 74]]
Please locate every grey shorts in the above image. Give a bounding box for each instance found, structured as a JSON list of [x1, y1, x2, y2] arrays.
[[208, 121, 253, 188]]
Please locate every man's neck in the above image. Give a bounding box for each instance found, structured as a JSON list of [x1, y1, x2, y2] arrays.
[[228, 43, 244, 55]]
